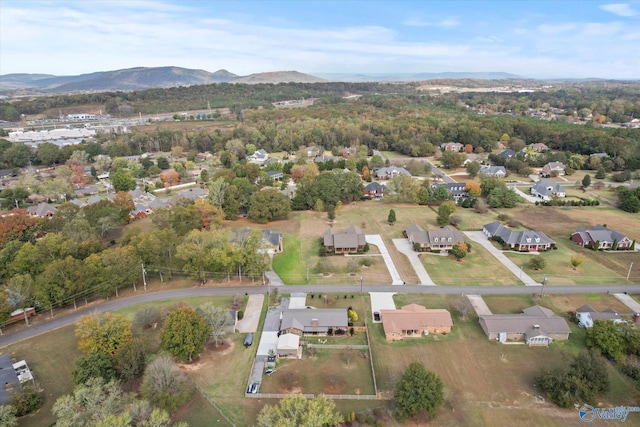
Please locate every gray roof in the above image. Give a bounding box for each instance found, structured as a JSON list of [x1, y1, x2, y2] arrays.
[[498, 149, 517, 158], [148, 197, 171, 209], [405, 224, 463, 246], [544, 161, 565, 171], [267, 170, 283, 178], [177, 187, 207, 200], [531, 179, 564, 197], [262, 229, 282, 247], [375, 166, 410, 178], [483, 221, 555, 246], [27, 202, 57, 217], [365, 182, 385, 192], [480, 305, 571, 336], [0, 354, 20, 405], [479, 165, 506, 176], [85, 195, 105, 205], [322, 225, 365, 249], [280, 309, 348, 333], [576, 304, 621, 321]]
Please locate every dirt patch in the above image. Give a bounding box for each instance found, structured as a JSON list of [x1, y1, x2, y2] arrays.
[[323, 374, 346, 394]]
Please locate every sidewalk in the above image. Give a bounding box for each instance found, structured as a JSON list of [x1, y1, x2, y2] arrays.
[[464, 231, 539, 286], [392, 239, 436, 285]]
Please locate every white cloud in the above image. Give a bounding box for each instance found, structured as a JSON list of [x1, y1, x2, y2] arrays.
[[599, 3, 637, 17]]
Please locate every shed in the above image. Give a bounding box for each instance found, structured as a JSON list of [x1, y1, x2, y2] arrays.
[[277, 333, 301, 358]]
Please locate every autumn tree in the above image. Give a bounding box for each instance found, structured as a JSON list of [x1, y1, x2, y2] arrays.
[[361, 165, 369, 180], [161, 307, 210, 362], [75, 312, 134, 357], [141, 354, 191, 413], [197, 303, 233, 347], [159, 169, 180, 187], [394, 362, 445, 421], [570, 255, 584, 270], [257, 394, 344, 427], [450, 242, 469, 261], [464, 181, 481, 198], [347, 307, 359, 323]]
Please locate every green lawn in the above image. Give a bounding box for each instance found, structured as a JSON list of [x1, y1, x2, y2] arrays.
[[272, 233, 316, 284], [502, 239, 627, 285], [421, 239, 522, 285]]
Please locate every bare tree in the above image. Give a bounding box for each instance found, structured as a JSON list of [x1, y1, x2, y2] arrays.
[[198, 303, 233, 347], [451, 296, 473, 320], [342, 346, 354, 366], [141, 355, 191, 413]]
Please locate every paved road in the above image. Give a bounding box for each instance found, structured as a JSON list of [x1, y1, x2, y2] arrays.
[[423, 159, 456, 184], [1, 284, 639, 348], [393, 239, 436, 285], [464, 231, 539, 286]]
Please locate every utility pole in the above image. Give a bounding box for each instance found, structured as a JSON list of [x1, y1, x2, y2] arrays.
[[627, 262, 634, 282], [360, 275, 363, 294], [142, 263, 147, 291], [541, 275, 547, 297]]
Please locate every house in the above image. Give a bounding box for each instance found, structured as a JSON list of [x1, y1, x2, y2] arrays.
[[85, 195, 106, 205], [27, 202, 56, 218], [70, 198, 85, 207], [432, 182, 468, 202], [196, 151, 214, 161], [342, 147, 357, 158], [575, 304, 623, 328], [176, 187, 208, 200], [147, 197, 172, 211], [479, 165, 506, 178], [266, 170, 283, 181], [321, 225, 366, 254], [246, 149, 269, 165], [280, 309, 348, 336], [364, 182, 386, 199], [74, 186, 99, 197], [380, 304, 453, 341], [129, 188, 156, 203], [542, 162, 566, 176], [305, 146, 321, 159], [0, 354, 21, 404], [497, 149, 517, 159], [441, 142, 464, 152], [524, 143, 549, 153], [262, 229, 284, 254], [404, 224, 464, 252], [129, 204, 148, 220], [570, 225, 634, 250], [530, 179, 565, 201], [375, 166, 411, 180], [276, 333, 301, 358], [479, 306, 571, 346], [483, 221, 555, 251]]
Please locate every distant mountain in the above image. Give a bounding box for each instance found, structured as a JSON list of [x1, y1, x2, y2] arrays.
[[0, 67, 239, 92], [316, 71, 525, 82], [233, 71, 326, 84]]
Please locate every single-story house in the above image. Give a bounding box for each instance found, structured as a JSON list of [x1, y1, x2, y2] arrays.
[[305, 146, 322, 158], [479, 305, 571, 346], [483, 221, 555, 251], [380, 304, 453, 341], [570, 225, 634, 250], [0, 354, 21, 404], [177, 187, 208, 200], [524, 143, 549, 153], [196, 151, 214, 161], [129, 188, 156, 202], [441, 142, 464, 152], [479, 165, 506, 178], [321, 225, 366, 254], [247, 149, 269, 165], [375, 166, 411, 180], [498, 149, 517, 159], [86, 195, 106, 205], [575, 304, 623, 328], [27, 202, 56, 218], [74, 186, 99, 197], [364, 182, 386, 199], [530, 179, 565, 201], [276, 333, 301, 358], [280, 309, 348, 336], [404, 224, 464, 252], [542, 162, 566, 176]]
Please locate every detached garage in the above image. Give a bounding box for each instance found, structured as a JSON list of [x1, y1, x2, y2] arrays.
[[277, 333, 301, 358]]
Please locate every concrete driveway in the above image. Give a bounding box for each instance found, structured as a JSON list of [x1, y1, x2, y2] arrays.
[[236, 294, 264, 332], [288, 293, 307, 308], [613, 293, 640, 313], [464, 231, 539, 286], [467, 294, 492, 316], [369, 292, 397, 322], [510, 185, 539, 203], [393, 239, 436, 285], [365, 235, 404, 285]]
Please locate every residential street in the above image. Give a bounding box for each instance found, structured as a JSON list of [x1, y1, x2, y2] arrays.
[[1, 283, 639, 348]]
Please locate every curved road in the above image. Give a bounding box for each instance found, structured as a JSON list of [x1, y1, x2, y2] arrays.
[[1, 284, 639, 348]]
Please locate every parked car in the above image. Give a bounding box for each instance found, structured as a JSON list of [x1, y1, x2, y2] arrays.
[[247, 381, 259, 393], [244, 333, 253, 347], [373, 311, 381, 321], [265, 369, 275, 376]]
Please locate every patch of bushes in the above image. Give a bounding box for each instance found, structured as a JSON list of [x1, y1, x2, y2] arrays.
[[9, 384, 43, 417]]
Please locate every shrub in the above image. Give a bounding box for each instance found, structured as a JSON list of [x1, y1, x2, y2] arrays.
[[9, 385, 43, 417], [356, 412, 367, 423], [507, 219, 521, 227], [529, 256, 546, 270], [497, 214, 510, 222], [359, 258, 373, 267], [366, 414, 376, 424], [237, 310, 244, 320]]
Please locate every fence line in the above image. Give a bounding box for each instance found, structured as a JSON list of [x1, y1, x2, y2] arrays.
[[306, 344, 369, 349], [247, 392, 381, 400], [185, 376, 236, 427]]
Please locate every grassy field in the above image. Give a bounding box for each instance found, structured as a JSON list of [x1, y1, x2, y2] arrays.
[[421, 239, 522, 285], [369, 310, 637, 427]]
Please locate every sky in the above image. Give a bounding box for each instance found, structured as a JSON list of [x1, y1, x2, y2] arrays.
[[1, 0, 639, 79]]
